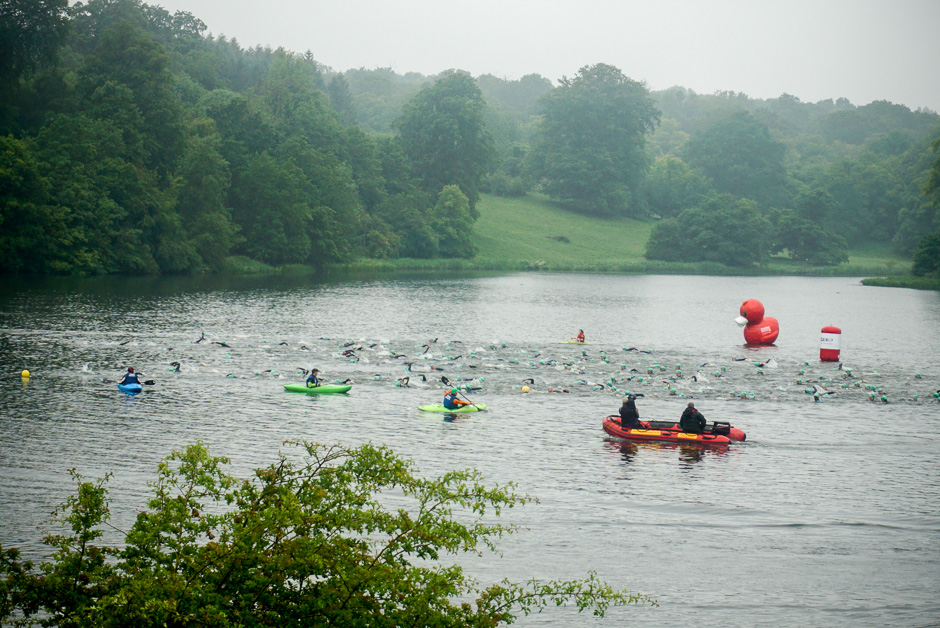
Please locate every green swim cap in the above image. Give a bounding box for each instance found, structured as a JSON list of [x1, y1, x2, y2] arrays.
[[450, 388, 458, 394]]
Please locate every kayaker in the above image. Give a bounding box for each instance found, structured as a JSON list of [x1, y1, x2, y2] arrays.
[[117, 367, 140, 385], [443, 388, 471, 410], [305, 368, 321, 388], [679, 402, 706, 434], [619, 394, 641, 429], [577, 329, 585, 343]]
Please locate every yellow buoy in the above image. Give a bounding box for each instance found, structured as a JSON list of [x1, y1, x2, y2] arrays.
[[521, 385, 530, 393], [21, 370, 30, 378]]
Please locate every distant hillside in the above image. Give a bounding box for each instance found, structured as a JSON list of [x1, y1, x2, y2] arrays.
[[473, 194, 650, 267], [467, 194, 910, 276]]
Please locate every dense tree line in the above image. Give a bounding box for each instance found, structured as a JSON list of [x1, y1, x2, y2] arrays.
[[0, 0, 490, 274], [347, 66, 939, 268], [2, 0, 938, 275]]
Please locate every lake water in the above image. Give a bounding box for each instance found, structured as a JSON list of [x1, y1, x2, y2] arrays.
[[1, 272, 938, 626]]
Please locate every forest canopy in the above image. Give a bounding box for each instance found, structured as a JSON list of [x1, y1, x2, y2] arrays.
[[0, 0, 938, 275]]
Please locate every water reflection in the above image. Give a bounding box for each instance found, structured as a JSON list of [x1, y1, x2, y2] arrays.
[[619, 440, 639, 462], [606, 437, 730, 465], [677, 442, 729, 464]]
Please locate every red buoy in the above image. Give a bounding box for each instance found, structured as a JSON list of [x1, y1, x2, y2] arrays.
[[820, 325, 841, 361]]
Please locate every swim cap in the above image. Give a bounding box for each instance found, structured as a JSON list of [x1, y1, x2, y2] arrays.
[[450, 388, 458, 394]]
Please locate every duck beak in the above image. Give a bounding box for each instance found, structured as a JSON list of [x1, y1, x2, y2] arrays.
[[734, 316, 748, 327]]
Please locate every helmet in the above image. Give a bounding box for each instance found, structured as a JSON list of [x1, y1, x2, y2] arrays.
[[450, 388, 458, 394]]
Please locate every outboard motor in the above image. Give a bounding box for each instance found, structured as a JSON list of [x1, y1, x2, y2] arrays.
[[712, 421, 747, 441], [711, 421, 731, 436]]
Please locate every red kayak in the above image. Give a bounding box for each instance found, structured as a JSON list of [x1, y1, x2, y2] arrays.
[[603, 415, 746, 445]]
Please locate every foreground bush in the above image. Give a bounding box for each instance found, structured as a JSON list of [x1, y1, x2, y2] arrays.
[[0, 440, 652, 626]]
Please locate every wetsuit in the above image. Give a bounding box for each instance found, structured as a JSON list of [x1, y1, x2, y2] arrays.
[[619, 399, 640, 429], [679, 407, 706, 434]]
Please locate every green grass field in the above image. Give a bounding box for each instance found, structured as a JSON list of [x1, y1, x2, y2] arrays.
[[291, 193, 917, 277], [473, 194, 913, 276], [473, 194, 651, 268]]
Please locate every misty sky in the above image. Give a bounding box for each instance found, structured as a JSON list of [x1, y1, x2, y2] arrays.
[[154, 0, 940, 111]]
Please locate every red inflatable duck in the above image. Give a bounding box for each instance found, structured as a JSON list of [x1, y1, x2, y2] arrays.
[[734, 298, 779, 345]]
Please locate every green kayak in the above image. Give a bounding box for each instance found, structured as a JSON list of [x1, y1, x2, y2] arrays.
[[418, 403, 486, 413], [558, 340, 589, 345], [284, 383, 352, 395]]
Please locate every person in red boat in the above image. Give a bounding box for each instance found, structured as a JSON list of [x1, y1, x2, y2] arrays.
[[619, 394, 641, 429], [679, 402, 706, 434]]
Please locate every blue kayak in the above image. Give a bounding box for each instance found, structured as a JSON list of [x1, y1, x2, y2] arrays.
[[118, 382, 143, 393]]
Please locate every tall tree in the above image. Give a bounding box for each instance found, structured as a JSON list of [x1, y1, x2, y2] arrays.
[[645, 195, 771, 267], [230, 151, 313, 265], [529, 63, 659, 217], [327, 72, 357, 126], [0, 0, 70, 133], [0, 135, 61, 272], [683, 111, 789, 208], [394, 71, 496, 215], [275, 136, 360, 264], [641, 156, 712, 218], [911, 132, 940, 276], [823, 155, 901, 242], [911, 231, 940, 277], [78, 19, 185, 174], [175, 118, 238, 270], [0, 0, 69, 85], [428, 184, 474, 258], [925, 131, 940, 208], [768, 208, 849, 265]]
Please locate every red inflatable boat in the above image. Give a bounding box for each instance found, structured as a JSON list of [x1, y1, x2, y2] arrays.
[[603, 415, 746, 445]]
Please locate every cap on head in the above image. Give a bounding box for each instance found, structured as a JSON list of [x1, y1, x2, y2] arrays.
[[687, 401, 695, 408], [450, 388, 458, 394]]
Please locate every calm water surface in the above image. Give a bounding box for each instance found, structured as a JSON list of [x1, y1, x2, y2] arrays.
[[1, 273, 939, 626]]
